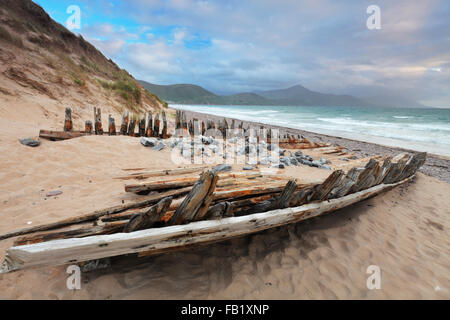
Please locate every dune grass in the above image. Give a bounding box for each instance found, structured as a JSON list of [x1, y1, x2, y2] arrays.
[[0, 25, 23, 48]]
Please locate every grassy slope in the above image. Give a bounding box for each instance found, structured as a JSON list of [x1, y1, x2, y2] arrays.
[[0, 0, 167, 114]]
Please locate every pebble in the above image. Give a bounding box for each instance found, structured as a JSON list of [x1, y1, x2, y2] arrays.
[[212, 164, 232, 173], [19, 138, 40, 147], [46, 190, 62, 197], [140, 137, 157, 147], [152, 142, 166, 151]]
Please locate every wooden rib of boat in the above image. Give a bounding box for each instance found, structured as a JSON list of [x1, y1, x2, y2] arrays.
[[0, 152, 426, 273]]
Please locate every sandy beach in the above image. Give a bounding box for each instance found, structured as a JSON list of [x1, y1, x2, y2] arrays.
[[0, 107, 448, 300]]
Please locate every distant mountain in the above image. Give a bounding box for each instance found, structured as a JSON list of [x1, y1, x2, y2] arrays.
[[138, 82, 218, 104], [139, 81, 425, 108], [139, 81, 273, 105]]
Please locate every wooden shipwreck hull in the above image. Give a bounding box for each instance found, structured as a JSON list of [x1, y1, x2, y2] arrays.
[[0, 152, 426, 273]]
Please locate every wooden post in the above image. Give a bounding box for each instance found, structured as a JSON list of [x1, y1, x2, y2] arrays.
[[153, 113, 160, 137], [176, 110, 181, 130], [182, 111, 188, 131], [85, 120, 92, 134], [201, 121, 206, 135], [120, 111, 129, 135], [161, 111, 168, 138], [124, 197, 173, 232], [138, 115, 146, 137], [108, 115, 116, 136], [193, 118, 200, 136], [146, 112, 153, 137], [128, 115, 136, 136], [94, 107, 103, 135], [188, 120, 194, 137], [64, 108, 73, 132]]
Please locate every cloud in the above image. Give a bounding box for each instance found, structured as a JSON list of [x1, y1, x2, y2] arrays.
[[66, 0, 450, 106]]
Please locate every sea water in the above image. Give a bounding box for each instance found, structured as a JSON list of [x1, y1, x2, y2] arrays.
[[171, 104, 450, 157]]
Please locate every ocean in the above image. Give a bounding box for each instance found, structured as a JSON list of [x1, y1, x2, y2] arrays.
[[171, 104, 450, 157]]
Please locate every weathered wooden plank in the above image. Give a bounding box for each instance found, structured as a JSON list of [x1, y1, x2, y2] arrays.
[[13, 222, 127, 246], [309, 170, 344, 201], [168, 171, 218, 225], [124, 197, 172, 232], [328, 167, 364, 199], [114, 166, 209, 180], [1, 175, 414, 273], [383, 153, 410, 184], [0, 187, 192, 241], [39, 130, 87, 141]]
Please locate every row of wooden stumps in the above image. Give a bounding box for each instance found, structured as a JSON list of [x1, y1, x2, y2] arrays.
[[175, 109, 304, 141], [63, 107, 170, 138]]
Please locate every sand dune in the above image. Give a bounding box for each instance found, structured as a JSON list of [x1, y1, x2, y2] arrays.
[[0, 116, 448, 299]]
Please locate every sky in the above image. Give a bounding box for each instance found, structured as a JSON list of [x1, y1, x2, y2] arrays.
[[35, 0, 450, 107]]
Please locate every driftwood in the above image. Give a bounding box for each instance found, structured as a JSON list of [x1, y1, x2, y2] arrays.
[[0, 175, 414, 273], [64, 108, 73, 132], [124, 197, 172, 232], [39, 130, 86, 141]]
